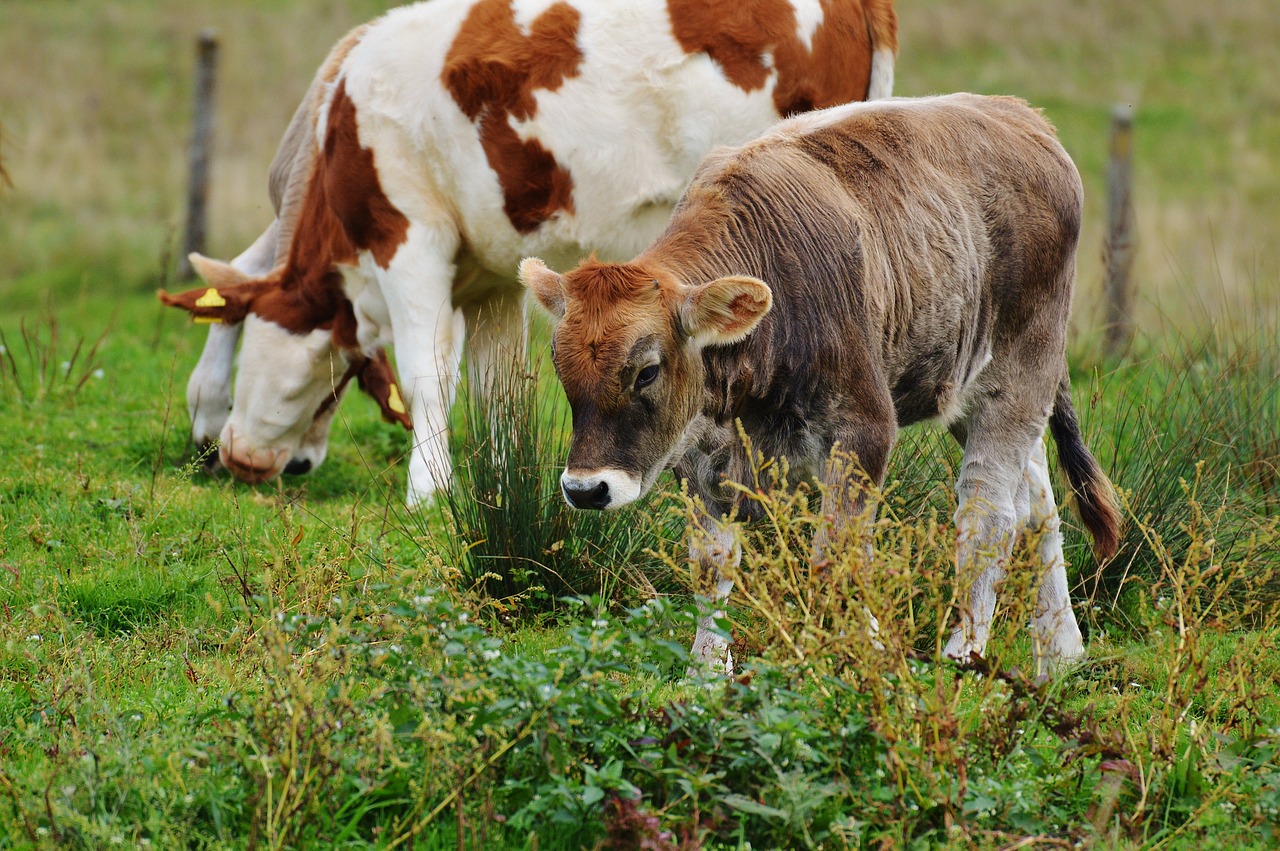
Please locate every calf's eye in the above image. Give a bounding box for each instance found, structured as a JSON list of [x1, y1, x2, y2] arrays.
[[635, 364, 659, 390]]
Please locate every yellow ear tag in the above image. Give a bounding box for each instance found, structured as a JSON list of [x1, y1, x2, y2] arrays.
[[387, 384, 407, 415], [193, 288, 227, 324], [195, 288, 227, 307]]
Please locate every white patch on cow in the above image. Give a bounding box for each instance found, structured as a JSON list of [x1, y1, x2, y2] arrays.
[[221, 316, 350, 479], [791, 0, 823, 51], [340, 260, 394, 354], [501, 0, 785, 265], [561, 468, 642, 510], [868, 47, 896, 100], [186, 220, 279, 455]]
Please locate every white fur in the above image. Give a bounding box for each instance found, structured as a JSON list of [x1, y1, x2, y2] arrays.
[[560, 468, 643, 510], [185, 221, 277, 453], [219, 316, 350, 480], [943, 435, 1085, 676], [868, 47, 896, 100]]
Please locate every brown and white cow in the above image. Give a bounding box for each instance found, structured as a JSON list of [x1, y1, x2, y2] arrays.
[[521, 93, 1121, 676], [179, 23, 395, 475], [160, 0, 898, 504]]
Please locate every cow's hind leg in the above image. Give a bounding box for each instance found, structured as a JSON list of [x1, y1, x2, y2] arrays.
[[1025, 437, 1085, 675], [943, 405, 1045, 665], [461, 282, 525, 392], [374, 222, 464, 507]]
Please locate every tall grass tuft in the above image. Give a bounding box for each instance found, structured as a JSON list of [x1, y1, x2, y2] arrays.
[[437, 351, 678, 613], [0, 315, 107, 404], [1068, 329, 1280, 621]]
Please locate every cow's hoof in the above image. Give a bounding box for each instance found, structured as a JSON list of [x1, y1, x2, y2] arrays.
[[686, 627, 734, 681]]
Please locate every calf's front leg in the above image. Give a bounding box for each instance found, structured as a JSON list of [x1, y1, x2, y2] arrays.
[[687, 514, 739, 677]]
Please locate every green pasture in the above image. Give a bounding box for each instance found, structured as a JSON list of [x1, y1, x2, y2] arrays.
[[3, 0, 1280, 847]]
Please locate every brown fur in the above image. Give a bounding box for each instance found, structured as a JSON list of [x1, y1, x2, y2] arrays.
[[667, 0, 890, 114], [161, 79, 409, 341], [442, 0, 583, 233]]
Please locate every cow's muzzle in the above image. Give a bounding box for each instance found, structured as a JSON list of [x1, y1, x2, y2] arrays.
[[220, 427, 290, 484], [560, 469, 643, 511], [563, 479, 611, 510]]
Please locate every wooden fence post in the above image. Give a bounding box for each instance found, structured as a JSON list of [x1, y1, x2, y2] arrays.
[[1103, 103, 1135, 358], [178, 29, 219, 281]]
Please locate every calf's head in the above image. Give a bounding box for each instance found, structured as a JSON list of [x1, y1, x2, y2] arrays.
[[520, 257, 772, 510], [161, 253, 411, 483]]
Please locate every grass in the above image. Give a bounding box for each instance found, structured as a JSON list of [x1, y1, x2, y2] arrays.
[[3, 0, 1280, 847], [1, 290, 1279, 847]]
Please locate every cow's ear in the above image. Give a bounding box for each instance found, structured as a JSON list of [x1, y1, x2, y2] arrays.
[[356, 349, 413, 431], [158, 254, 272, 325], [519, 257, 565, 320], [680, 275, 772, 346]]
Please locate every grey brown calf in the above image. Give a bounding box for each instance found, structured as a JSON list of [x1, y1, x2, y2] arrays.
[[522, 93, 1120, 676]]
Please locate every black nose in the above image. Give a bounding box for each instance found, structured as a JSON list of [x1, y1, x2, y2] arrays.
[[283, 458, 313, 476], [197, 443, 222, 472], [563, 480, 610, 510]]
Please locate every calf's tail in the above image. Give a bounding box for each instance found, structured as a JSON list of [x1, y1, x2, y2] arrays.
[[864, 0, 898, 100], [1048, 376, 1121, 561]]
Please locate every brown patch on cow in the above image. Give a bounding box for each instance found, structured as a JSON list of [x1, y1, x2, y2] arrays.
[[324, 81, 410, 269], [443, 0, 582, 233], [667, 0, 876, 115], [239, 80, 409, 340]]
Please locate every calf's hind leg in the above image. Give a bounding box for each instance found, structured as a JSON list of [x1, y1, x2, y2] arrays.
[[1024, 437, 1085, 674], [943, 405, 1044, 665]]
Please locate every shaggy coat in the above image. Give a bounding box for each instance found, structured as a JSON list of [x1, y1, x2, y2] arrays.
[[523, 93, 1120, 674]]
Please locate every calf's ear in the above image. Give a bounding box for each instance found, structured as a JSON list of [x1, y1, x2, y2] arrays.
[[157, 253, 274, 325], [680, 275, 772, 346], [519, 257, 566, 320]]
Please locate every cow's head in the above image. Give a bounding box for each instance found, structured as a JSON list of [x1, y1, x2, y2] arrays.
[[520, 256, 772, 510], [160, 253, 411, 483]]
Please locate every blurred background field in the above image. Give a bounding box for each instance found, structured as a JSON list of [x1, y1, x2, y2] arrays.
[[3, 2, 1280, 846], [2, 0, 1277, 331]]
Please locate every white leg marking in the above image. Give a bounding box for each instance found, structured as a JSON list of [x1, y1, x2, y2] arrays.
[[187, 220, 281, 457], [687, 519, 738, 678], [374, 223, 463, 508], [187, 321, 240, 452], [943, 446, 1025, 664], [1026, 439, 1084, 675]]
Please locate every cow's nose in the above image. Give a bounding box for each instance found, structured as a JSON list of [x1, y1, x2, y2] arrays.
[[283, 458, 312, 476], [563, 480, 610, 510], [197, 442, 222, 472]]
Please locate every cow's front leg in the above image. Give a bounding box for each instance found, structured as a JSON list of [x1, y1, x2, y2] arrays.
[[187, 321, 241, 467], [811, 418, 895, 642], [187, 220, 282, 469], [687, 514, 739, 677], [371, 223, 464, 508]]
